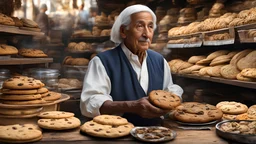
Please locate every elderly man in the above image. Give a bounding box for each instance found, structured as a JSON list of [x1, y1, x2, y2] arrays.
[[80, 4, 183, 126]]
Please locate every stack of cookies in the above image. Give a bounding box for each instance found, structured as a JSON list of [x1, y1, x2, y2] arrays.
[[80, 115, 134, 138], [40, 91, 62, 102], [149, 90, 181, 110], [0, 76, 48, 105], [0, 107, 43, 117], [37, 111, 81, 130], [216, 101, 256, 120], [0, 124, 42, 143], [173, 102, 223, 123]]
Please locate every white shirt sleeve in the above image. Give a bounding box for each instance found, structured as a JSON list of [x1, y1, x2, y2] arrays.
[[80, 56, 113, 118], [163, 59, 184, 98]]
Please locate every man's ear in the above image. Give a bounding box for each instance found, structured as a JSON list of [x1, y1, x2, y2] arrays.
[[120, 25, 127, 39]]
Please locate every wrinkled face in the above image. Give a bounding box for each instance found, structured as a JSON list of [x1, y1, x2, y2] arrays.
[[121, 12, 154, 53]]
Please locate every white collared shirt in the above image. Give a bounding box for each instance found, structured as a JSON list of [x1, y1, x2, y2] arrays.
[[80, 43, 183, 118]]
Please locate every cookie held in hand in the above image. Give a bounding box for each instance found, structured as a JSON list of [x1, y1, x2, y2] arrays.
[[149, 90, 181, 110]]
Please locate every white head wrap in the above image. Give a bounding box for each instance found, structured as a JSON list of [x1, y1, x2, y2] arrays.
[[110, 4, 157, 44]]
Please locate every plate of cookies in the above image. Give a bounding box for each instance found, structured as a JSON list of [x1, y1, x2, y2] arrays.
[[216, 120, 256, 144], [130, 126, 176, 142]]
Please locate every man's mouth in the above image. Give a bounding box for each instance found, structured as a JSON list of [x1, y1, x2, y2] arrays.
[[138, 37, 151, 43]]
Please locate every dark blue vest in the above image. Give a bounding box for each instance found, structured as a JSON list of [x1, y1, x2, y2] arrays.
[[97, 45, 164, 126]]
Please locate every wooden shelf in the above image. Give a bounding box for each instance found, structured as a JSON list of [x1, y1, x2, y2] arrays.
[[172, 73, 256, 89], [0, 58, 53, 65], [0, 25, 44, 36], [69, 36, 110, 43]]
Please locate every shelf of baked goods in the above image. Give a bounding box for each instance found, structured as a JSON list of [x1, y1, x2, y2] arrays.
[[168, 49, 256, 89], [167, 32, 203, 48], [202, 27, 235, 46], [0, 57, 53, 65], [166, 7, 256, 48], [167, 27, 235, 48], [236, 23, 256, 43], [70, 26, 111, 43], [0, 24, 44, 36], [172, 73, 256, 89], [0, 46, 53, 65]]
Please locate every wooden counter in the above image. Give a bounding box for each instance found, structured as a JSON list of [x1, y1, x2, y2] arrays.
[[33, 120, 240, 144]]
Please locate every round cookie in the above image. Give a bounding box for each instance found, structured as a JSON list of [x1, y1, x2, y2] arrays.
[[42, 91, 61, 101], [188, 55, 206, 64], [38, 117, 81, 130], [236, 73, 256, 82], [38, 111, 74, 119], [241, 68, 256, 78], [235, 113, 255, 120], [3, 76, 44, 90], [247, 105, 256, 119], [0, 94, 42, 100], [149, 90, 181, 110], [0, 88, 38, 95], [173, 102, 223, 123], [0, 135, 42, 143], [222, 114, 239, 120], [216, 101, 248, 115], [80, 120, 134, 138], [93, 115, 128, 126], [0, 107, 42, 115], [36, 87, 48, 94], [199, 67, 211, 76], [2, 99, 46, 105], [220, 64, 240, 79], [0, 124, 42, 143]]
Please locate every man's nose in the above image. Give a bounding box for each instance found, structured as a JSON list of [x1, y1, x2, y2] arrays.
[[142, 27, 150, 37]]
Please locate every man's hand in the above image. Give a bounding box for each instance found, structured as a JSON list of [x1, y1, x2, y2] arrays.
[[128, 97, 170, 118]]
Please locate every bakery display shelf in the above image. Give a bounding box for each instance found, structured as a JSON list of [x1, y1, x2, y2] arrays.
[[203, 39, 235, 46], [0, 58, 53, 65], [166, 43, 184, 48], [0, 93, 70, 109], [172, 73, 256, 89], [0, 24, 44, 36], [69, 36, 110, 43], [202, 27, 235, 46], [237, 29, 256, 43], [168, 32, 202, 39], [167, 41, 202, 48]]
